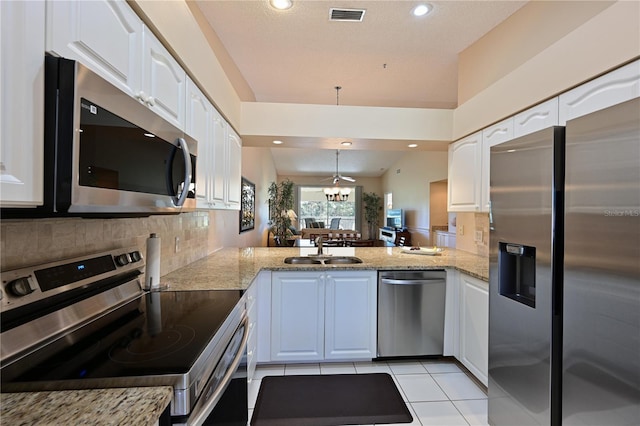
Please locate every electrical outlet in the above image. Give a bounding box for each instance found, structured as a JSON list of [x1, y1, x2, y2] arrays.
[[475, 230, 483, 243], [175, 236, 180, 253], [459, 225, 464, 236]]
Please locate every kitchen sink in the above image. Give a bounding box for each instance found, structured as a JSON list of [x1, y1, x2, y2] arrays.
[[283, 256, 363, 265], [283, 257, 323, 264], [322, 256, 363, 265]]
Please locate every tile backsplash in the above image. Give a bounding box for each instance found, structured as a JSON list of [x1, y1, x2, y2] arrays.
[[1, 212, 214, 276], [454, 212, 489, 257]]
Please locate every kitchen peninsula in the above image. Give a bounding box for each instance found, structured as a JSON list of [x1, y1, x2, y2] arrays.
[[161, 246, 488, 291], [2, 246, 488, 425]]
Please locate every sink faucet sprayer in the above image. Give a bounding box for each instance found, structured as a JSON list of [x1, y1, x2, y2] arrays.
[[315, 236, 323, 255]]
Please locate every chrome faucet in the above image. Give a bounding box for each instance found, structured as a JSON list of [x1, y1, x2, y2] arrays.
[[315, 236, 324, 255]]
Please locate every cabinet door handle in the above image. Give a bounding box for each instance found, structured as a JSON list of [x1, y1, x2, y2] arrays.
[[135, 91, 147, 103], [146, 96, 156, 107]]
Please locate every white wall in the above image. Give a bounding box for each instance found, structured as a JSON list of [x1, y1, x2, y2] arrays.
[[381, 151, 448, 246], [210, 147, 277, 249], [241, 102, 453, 144], [453, 1, 640, 139], [130, 0, 242, 128]]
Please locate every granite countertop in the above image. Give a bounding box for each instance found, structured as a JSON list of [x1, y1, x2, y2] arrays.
[[2, 247, 487, 424], [1, 387, 173, 426], [162, 246, 489, 291]]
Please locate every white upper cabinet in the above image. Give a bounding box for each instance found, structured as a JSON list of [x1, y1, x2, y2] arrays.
[[559, 59, 640, 124], [513, 97, 559, 138], [46, 0, 142, 97], [187, 81, 242, 211], [211, 108, 228, 208], [141, 27, 186, 129], [185, 78, 211, 208], [46, 0, 185, 130], [1, 0, 45, 207], [481, 118, 514, 212], [448, 132, 482, 212], [204, 108, 242, 210], [226, 127, 242, 208]]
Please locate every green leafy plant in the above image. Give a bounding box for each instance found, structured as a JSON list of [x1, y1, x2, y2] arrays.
[[362, 192, 382, 239], [268, 179, 295, 245]]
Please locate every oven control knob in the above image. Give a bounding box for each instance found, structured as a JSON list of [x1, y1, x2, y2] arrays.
[[115, 254, 130, 267], [129, 251, 142, 263], [7, 277, 35, 297]]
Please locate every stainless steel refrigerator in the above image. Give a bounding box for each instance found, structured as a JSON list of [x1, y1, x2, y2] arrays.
[[488, 98, 640, 425]]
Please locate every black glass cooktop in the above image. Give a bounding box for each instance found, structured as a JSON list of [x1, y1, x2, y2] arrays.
[[2, 290, 243, 384]]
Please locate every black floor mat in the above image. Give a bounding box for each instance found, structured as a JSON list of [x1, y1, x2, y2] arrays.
[[250, 373, 413, 426]]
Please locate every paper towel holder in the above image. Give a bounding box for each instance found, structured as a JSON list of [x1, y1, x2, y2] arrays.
[[145, 233, 170, 291]]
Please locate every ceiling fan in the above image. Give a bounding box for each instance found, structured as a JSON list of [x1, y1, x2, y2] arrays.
[[322, 150, 355, 184]]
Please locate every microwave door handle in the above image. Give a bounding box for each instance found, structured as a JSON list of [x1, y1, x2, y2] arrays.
[[174, 137, 192, 207]]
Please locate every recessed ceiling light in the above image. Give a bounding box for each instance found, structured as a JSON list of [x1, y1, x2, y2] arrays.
[[273, 140, 283, 145], [341, 141, 352, 146], [270, 0, 292, 11], [408, 143, 418, 148], [412, 4, 432, 17]]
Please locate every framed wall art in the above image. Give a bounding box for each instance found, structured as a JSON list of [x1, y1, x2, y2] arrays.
[[239, 177, 255, 233]]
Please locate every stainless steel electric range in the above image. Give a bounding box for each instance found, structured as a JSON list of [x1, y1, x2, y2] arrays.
[[0, 247, 248, 426]]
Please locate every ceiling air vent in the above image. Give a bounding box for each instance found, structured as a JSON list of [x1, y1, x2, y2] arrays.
[[329, 8, 366, 22]]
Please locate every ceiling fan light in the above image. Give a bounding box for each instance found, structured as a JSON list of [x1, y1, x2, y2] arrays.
[[339, 187, 351, 195]]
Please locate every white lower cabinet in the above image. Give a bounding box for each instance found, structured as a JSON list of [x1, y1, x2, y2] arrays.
[[324, 271, 377, 360], [271, 271, 325, 362], [458, 273, 489, 386], [269, 270, 377, 362]]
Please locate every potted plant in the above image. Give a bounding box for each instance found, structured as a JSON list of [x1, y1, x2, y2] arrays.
[[363, 192, 382, 240], [268, 178, 295, 246]]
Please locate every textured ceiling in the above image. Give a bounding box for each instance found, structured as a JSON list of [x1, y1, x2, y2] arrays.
[[194, 0, 527, 177]]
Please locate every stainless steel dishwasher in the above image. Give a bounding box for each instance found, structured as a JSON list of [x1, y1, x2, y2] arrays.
[[377, 270, 446, 357]]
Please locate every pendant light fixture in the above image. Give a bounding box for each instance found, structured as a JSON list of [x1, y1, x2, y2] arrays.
[[320, 87, 353, 202], [322, 149, 354, 202]]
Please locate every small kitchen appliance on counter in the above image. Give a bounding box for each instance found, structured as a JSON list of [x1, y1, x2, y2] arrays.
[[1, 247, 248, 425]]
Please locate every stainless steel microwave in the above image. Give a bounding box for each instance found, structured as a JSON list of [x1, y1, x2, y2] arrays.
[[16, 56, 197, 217]]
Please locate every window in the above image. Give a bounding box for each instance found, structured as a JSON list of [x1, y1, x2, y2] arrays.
[[297, 186, 360, 230]]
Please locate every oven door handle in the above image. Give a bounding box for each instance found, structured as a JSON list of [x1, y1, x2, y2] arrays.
[[188, 314, 249, 426]]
